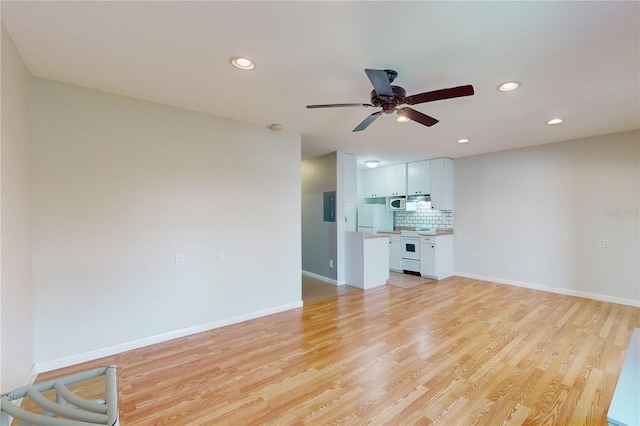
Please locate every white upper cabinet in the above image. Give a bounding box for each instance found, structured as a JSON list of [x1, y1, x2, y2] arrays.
[[364, 158, 453, 208], [407, 160, 431, 195], [385, 164, 407, 196], [363, 167, 385, 198], [430, 158, 453, 210]]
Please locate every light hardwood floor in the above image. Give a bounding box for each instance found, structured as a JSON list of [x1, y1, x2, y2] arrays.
[[302, 274, 360, 304], [25, 275, 639, 425]]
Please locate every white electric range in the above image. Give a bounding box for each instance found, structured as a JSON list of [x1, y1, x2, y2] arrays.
[[399, 228, 437, 274]]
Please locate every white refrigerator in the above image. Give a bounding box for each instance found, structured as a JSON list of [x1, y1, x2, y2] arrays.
[[357, 204, 394, 234]]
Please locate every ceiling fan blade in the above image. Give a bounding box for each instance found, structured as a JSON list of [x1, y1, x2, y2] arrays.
[[405, 85, 475, 105], [306, 103, 373, 109], [353, 111, 383, 132], [365, 69, 394, 97], [398, 107, 439, 127]]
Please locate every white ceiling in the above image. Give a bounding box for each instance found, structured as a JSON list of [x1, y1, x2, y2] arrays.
[[2, 1, 639, 168]]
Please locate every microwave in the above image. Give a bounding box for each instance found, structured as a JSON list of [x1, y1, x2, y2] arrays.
[[388, 197, 406, 211]]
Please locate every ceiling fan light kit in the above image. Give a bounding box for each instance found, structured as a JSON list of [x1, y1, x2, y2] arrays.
[[396, 114, 410, 123], [307, 69, 474, 132]]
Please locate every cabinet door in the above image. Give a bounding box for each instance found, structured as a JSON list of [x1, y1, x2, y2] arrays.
[[363, 167, 385, 198], [433, 235, 453, 279], [430, 158, 453, 210], [385, 164, 407, 196], [420, 242, 436, 277], [389, 237, 402, 272], [407, 161, 431, 195]]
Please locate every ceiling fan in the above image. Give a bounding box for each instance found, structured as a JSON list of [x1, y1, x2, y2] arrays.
[[306, 69, 474, 132]]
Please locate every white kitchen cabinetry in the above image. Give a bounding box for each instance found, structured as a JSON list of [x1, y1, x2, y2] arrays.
[[387, 233, 402, 272], [385, 164, 407, 196], [407, 160, 431, 195], [430, 158, 454, 210], [346, 232, 390, 289], [363, 167, 385, 198], [420, 234, 453, 280]]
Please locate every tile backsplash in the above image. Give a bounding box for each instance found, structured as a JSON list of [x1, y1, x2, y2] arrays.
[[395, 201, 453, 229]]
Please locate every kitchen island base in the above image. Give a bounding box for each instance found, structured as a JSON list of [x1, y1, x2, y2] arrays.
[[346, 232, 390, 289]]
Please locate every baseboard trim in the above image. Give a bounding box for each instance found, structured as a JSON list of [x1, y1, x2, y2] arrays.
[[454, 272, 640, 307], [25, 363, 38, 385], [302, 270, 340, 286], [36, 301, 303, 373]]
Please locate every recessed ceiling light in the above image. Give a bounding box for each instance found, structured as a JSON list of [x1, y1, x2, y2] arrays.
[[546, 118, 563, 125], [396, 115, 410, 123], [497, 81, 520, 92], [457, 138, 470, 144], [365, 160, 380, 168], [229, 56, 255, 70]]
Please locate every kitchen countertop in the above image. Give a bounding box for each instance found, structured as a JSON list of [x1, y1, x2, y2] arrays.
[[378, 228, 454, 235], [364, 234, 391, 240]]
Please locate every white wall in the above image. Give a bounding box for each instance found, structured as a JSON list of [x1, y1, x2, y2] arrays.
[[336, 152, 357, 284], [454, 130, 639, 306], [31, 79, 302, 367], [1, 22, 34, 392]]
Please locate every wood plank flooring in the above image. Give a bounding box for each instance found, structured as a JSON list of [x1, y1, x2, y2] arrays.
[[25, 275, 640, 425], [302, 275, 360, 304]]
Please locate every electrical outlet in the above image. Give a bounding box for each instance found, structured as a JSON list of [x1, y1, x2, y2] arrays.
[[329, 259, 334, 268], [603, 239, 610, 248], [175, 253, 185, 266]]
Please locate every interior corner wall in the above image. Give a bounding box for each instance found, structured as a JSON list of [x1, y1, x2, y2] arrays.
[[454, 130, 639, 306], [1, 22, 34, 392], [31, 79, 302, 366], [336, 152, 357, 285], [302, 152, 337, 282]]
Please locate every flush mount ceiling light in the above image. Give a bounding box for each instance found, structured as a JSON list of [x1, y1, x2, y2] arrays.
[[229, 56, 255, 70], [457, 138, 470, 144], [497, 81, 520, 92], [546, 118, 564, 125], [365, 160, 380, 168]]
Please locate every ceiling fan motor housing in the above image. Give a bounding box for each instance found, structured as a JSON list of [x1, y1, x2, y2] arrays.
[[371, 85, 406, 113]]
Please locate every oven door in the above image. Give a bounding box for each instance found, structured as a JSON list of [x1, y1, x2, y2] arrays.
[[400, 237, 420, 261]]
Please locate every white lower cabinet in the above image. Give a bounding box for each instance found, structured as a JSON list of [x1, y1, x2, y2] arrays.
[[346, 232, 389, 289], [388, 233, 402, 272], [421, 241, 435, 277], [420, 235, 453, 279]]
